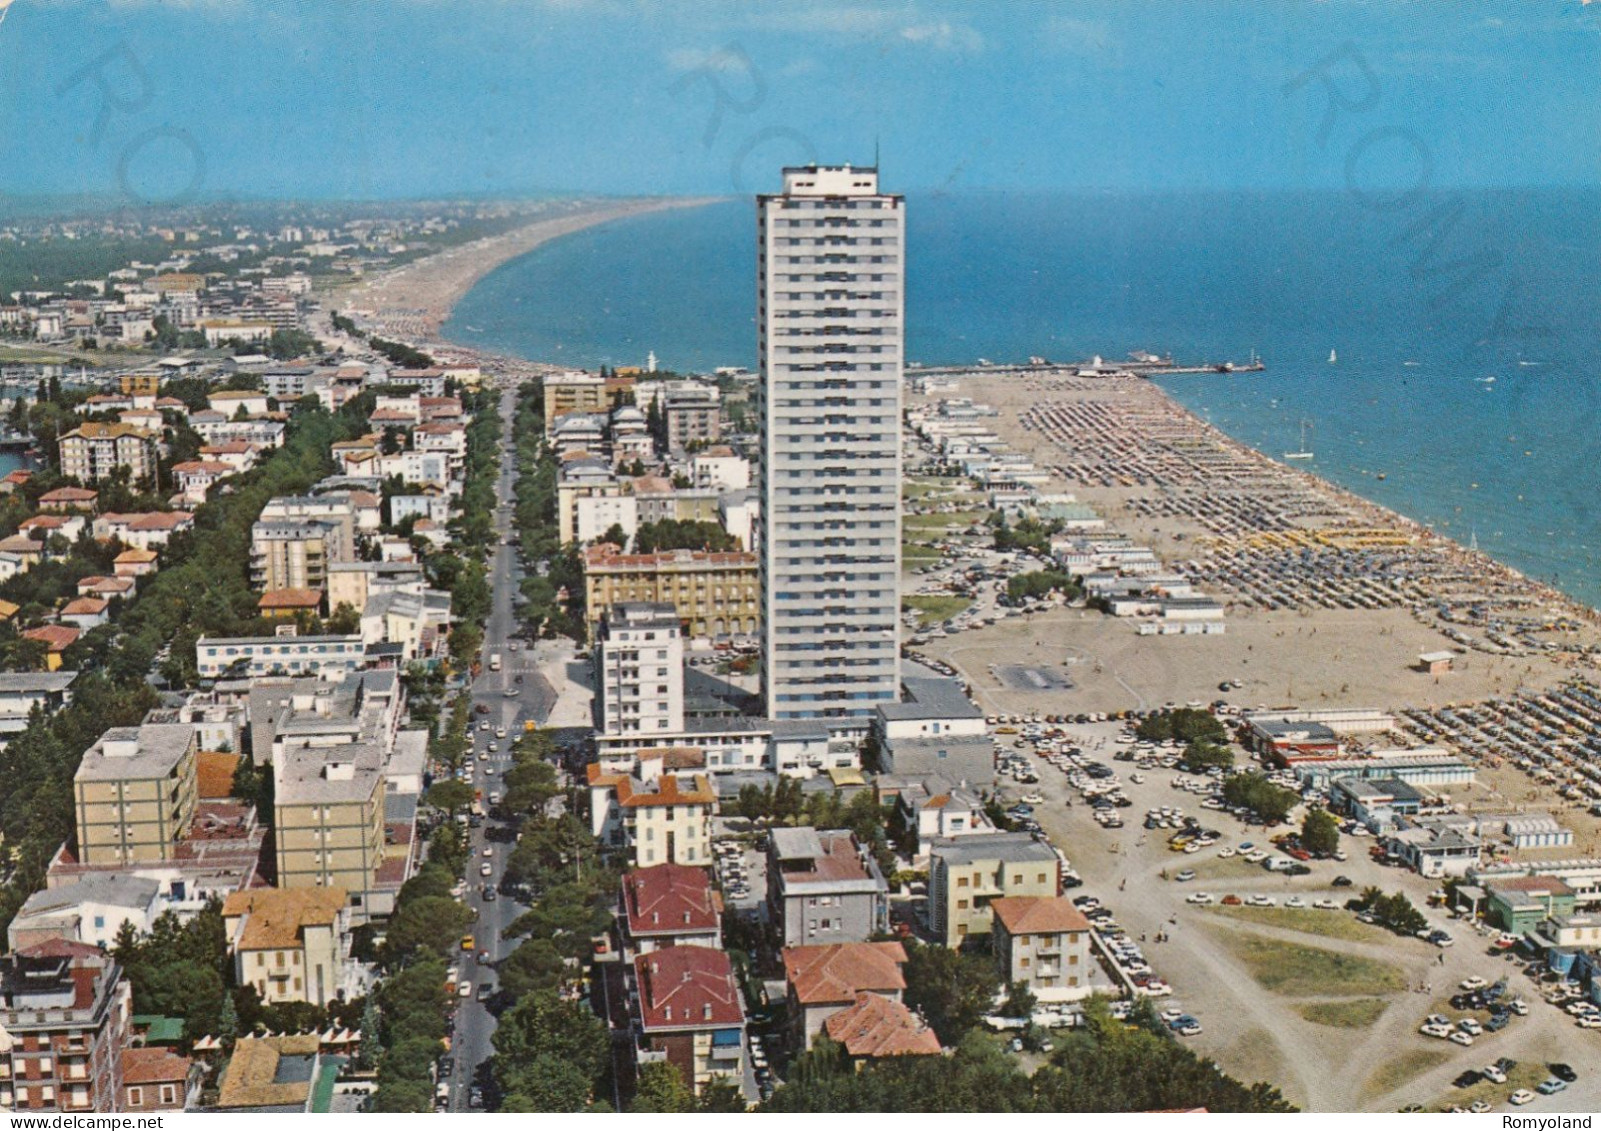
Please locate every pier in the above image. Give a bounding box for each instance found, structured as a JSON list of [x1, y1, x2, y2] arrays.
[[909, 352, 1264, 379]]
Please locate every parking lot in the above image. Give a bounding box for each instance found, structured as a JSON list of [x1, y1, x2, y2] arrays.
[[993, 718, 1601, 1112]]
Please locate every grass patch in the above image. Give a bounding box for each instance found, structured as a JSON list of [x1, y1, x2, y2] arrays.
[[1208, 905, 1392, 944], [903, 595, 973, 627], [1214, 929, 1406, 997], [902, 543, 943, 565], [1297, 998, 1388, 1028], [1362, 1048, 1450, 1102], [1427, 1063, 1549, 1112]]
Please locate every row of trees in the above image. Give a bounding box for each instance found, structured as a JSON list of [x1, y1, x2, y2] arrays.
[[511, 384, 586, 641], [369, 373, 505, 1111], [1350, 886, 1428, 936], [0, 393, 375, 938], [726, 783, 897, 876], [1136, 708, 1228, 745], [632, 518, 739, 554], [1005, 569, 1080, 604], [767, 995, 1294, 1112], [990, 514, 1062, 555]]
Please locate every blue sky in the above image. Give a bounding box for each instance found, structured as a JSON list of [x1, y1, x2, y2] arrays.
[[0, 0, 1596, 201]]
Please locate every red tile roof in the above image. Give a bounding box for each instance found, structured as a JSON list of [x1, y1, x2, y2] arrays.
[[24, 624, 80, 651], [257, 587, 324, 611], [634, 946, 743, 1031], [823, 992, 942, 1058], [990, 896, 1092, 936], [782, 942, 908, 1005], [40, 487, 97, 503], [622, 863, 720, 938], [122, 1045, 192, 1085]]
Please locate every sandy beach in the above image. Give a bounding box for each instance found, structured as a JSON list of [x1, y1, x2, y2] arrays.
[[910, 370, 1601, 719], [333, 196, 717, 347]]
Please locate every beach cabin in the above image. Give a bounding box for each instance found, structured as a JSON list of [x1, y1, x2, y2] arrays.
[[1418, 650, 1455, 675]]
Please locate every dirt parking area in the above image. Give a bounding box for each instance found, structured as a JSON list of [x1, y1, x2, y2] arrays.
[[998, 723, 1601, 1112]]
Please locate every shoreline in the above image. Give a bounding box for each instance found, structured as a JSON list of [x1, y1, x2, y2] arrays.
[[337, 197, 1595, 631], [331, 196, 719, 349], [922, 367, 1601, 705]]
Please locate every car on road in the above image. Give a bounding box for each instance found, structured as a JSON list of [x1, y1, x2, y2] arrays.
[[457, 981, 472, 998], [1312, 898, 1339, 910], [482, 847, 494, 857], [1185, 892, 1214, 905], [477, 983, 494, 1001], [1448, 1030, 1475, 1047], [1245, 895, 1275, 907], [1331, 875, 1354, 887], [479, 863, 493, 877], [1536, 1078, 1569, 1095], [1468, 1101, 1491, 1114], [1508, 1090, 1535, 1106], [461, 935, 475, 951], [1549, 1063, 1577, 1083], [503, 688, 518, 698], [1221, 894, 1242, 906], [1283, 896, 1306, 908], [1453, 1070, 1482, 1088], [479, 722, 490, 732], [1481, 1066, 1507, 1085], [1175, 869, 1196, 882], [1419, 1022, 1452, 1039], [1460, 976, 1488, 990], [1216, 847, 1236, 858]]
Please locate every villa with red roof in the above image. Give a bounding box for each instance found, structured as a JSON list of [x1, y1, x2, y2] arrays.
[[619, 862, 722, 954], [630, 945, 745, 1096], [781, 941, 910, 1049]]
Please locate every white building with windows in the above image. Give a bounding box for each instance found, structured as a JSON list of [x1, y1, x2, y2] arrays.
[[757, 164, 903, 722], [595, 602, 684, 736]]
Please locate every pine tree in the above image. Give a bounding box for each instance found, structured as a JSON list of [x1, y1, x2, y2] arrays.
[[356, 994, 381, 1071], [218, 988, 239, 1048]]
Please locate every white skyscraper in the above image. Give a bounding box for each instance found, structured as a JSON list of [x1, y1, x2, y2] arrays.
[[757, 164, 904, 720]]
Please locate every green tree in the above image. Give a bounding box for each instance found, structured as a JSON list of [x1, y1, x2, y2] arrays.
[[425, 778, 475, 817], [902, 941, 1001, 1045], [630, 1060, 697, 1112], [492, 991, 608, 1110], [382, 896, 473, 963], [1300, 807, 1340, 856], [496, 937, 565, 1001], [1001, 979, 1038, 1019]]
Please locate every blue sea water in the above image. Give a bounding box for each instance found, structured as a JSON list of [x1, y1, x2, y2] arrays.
[[444, 189, 1601, 606]]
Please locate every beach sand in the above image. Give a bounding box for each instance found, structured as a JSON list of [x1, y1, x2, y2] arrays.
[[912, 371, 1601, 717], [333, 196, 716, 346]]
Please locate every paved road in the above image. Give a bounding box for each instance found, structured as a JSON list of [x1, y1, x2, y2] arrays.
[[446, 385, 557, 1110]]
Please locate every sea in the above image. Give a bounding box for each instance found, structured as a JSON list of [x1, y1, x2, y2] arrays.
[[443, 189, 1601, 607]]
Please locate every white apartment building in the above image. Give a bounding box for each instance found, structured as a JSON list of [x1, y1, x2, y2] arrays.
[[595, 602, 684, 736], [757, 164, 903, 720]]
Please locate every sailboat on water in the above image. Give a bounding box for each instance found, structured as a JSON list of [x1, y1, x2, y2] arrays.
[[1328, 349, 1338, 364], [1284, 419, 1314, 461]]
